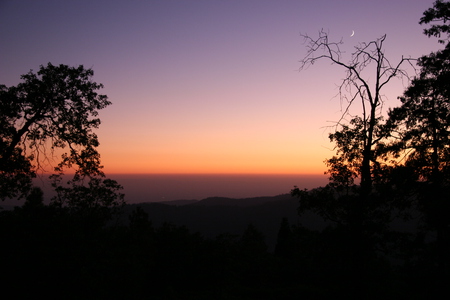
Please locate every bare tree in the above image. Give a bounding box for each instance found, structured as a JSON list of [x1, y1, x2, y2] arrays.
[[300, 30, 415, 196]]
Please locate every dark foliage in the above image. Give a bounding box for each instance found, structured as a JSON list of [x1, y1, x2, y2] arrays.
[[0, 194, 446, 300], [1, 63, 125, 226], [289, 2, 450, 298], [0, 63, 124, 211]]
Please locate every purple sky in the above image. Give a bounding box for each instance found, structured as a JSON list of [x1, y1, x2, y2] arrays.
[[0, 0, 439, 177]]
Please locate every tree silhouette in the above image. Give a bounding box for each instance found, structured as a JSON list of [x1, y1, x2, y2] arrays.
[[421, 0, 450, 45], [388, 0, 450, 185], [50, 175, 124, 224], [274, 217, 293, 258], [296, 29, 417, 299], [23, 186, 45, 210], [0, 63, 123, 213], [299, 31, 414, 197], [292, 3, 450, 297], [385, 0, 450, 292]]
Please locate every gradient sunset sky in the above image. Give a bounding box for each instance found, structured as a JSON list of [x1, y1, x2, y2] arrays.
[[0, 0, 439, 175]]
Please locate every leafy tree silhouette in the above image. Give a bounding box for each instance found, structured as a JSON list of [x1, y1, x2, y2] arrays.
[[23, 186, 45, 210], [290, 2, 450, 298], [129, 205, 153, 232], [385, 0, 450, 294], [274, 217, 295, 259], [0, 63, 123, 216]]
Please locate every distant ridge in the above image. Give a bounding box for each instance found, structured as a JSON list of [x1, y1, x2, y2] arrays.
[[155, 199, 199, 206], [154, 194, 293, 207], [125, 193, 327, 251], [189, 194, 292, 207]]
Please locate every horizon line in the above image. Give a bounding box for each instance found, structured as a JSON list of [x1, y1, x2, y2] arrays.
[[103, 172, 328, 176]]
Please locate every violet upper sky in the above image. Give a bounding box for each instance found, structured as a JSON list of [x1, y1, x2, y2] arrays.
[[0, 0, 439, 174]]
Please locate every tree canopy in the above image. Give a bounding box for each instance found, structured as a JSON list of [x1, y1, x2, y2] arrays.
[[0, 63, 123, 214], [293, 2, 450, 295]]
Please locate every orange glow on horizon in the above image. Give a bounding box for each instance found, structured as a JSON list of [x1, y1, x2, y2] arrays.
[[99, 151, 329, 175], [102, 169, 327, 175]]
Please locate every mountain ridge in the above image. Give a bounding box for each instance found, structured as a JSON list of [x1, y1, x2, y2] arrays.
[[124, 193, 328, 251], [154, 193, 293, 207]]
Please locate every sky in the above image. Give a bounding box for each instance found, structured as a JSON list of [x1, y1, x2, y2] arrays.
[[0, 0, 440, 176]]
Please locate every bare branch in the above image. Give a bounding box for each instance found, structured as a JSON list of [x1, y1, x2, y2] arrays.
[[299, 31, 416, 193]]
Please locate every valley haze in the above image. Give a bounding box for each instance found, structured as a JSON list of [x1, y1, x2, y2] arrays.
[[22, 173, 328, 206], [104, 173, 328, 204]]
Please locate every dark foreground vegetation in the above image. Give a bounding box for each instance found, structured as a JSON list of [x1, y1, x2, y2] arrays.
[[0, 192, 446, 299]]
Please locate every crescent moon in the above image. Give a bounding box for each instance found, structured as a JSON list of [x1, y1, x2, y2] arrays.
[[350, 30, 355, 37]]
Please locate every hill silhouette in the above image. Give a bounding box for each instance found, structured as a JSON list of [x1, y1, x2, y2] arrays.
[[123, 194, 328, 251]]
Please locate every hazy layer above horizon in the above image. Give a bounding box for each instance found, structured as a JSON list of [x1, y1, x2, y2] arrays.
[[21, 173, 328, 206]]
